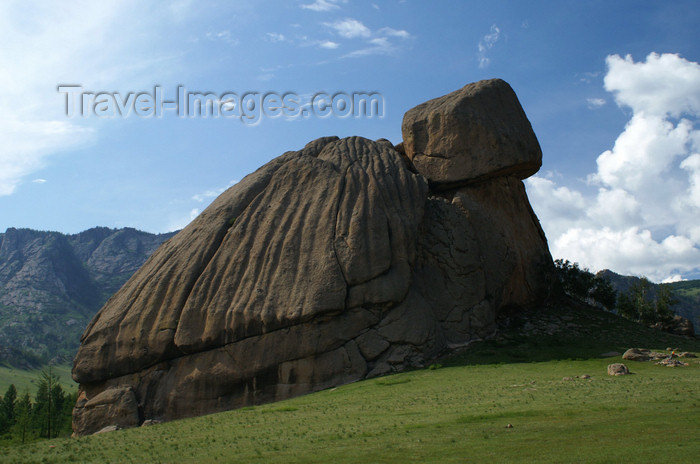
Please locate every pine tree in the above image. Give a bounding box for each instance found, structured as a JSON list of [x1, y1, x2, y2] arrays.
[[59, 390, 77, 436], [0, 384, 17, 435], [12, 390, 32, 444], [33, 367, 64, 439]]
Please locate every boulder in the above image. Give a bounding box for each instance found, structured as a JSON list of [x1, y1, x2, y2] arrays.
[[73, 386, 139, 435], [141, 419, 161, 427], [622, 348, 650, 361], [622, 348, 667, 361], [72, 80, 553, 436], [401, 79, 542, 186], [607, 363, 630, 376]]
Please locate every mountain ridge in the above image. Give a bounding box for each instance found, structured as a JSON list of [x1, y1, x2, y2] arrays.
[[597, 269, 700, 332], [0, 226, 176, 367]]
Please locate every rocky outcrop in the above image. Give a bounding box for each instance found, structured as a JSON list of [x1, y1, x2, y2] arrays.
[[73, 386, 140, 434], [650, 315, 695, 337], [72, 79, 553, 435]]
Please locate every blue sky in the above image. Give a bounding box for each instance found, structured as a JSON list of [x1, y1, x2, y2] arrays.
[[1, 0, 699, 281]]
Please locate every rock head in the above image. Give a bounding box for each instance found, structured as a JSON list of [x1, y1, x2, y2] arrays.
[[401, 78, 542, 186], [72, 79, 553, 435]]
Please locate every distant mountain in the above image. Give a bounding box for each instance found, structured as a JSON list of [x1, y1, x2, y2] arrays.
[[0, 227, 176, 367], [597, 269, 700, 332]]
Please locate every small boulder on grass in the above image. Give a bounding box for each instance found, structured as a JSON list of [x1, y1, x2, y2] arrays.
[[622, 348, 650, 361], [94, 425, 119, 434], [607, 363, 630, 376]]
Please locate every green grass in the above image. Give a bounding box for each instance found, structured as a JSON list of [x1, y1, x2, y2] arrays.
[[2, 303, 699, 463], [2, 355, 699, 462], [0, 364, 77, 396]]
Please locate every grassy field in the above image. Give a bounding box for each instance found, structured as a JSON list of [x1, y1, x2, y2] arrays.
[[1, 303, 699, 463], [1, 354, 698, 463], [0, 364, 76, 396]]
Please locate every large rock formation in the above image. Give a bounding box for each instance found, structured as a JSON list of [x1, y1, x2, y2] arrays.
[[72, 79, 553, 435]]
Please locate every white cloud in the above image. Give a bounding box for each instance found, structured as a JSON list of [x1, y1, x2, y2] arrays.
[[337, 23, 412, 59], [265, 32, 287, 43], [526, 177, 585, 217], [590, 114, 691, 192], [0, 118, 93, 195], [477, 24, 500, 69], [378, 27, 412, 39], [587, 98, 606, 109], [0, 0, 190, 197], [604, 53, 700, 117], [579, 71, 601, 84], [528, 53, 700, 281], [680, 153, 700, 208], [319, 40, 340, 49], [206, 30, 239, 46], [324, 18, 371, 39], [192, 180, 238, 203], [586, 188, 641, 230], [662, 274, 684, 283], [32, 178, 47, 184], [553, 227, 700, 280], [300, 0, 345, 12], [165, 181, 238, 231], [165, 207, 200, 233]]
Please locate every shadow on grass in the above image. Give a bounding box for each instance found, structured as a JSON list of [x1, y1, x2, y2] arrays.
[[440, 298, 700, 367]]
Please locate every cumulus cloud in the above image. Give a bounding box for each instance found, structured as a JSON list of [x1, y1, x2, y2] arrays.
[[604, 53, 700, 117], [527, 53, 700, 281], [477, 24, 500, 68], [525, 176, 587, 239], [681, 153, 700, 208], [552, 227, 700, 279]]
